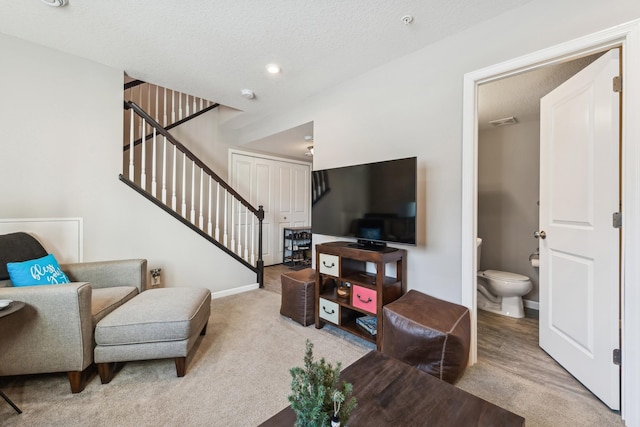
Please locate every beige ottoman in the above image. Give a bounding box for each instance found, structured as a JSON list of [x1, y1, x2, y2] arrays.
[[94, 287, 211, 383]]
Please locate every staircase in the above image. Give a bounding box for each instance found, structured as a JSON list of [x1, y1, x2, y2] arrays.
[[121, 80, 264, 286]]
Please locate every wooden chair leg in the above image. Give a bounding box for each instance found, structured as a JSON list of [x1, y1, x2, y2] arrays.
[[97, 362, 116, 384], [175, 357, 186, 377], [67, 367, 90, 393]]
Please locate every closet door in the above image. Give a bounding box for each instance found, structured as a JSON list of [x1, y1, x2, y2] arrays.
[[274, 161, 311, 263], [230, 151, 311, 266]]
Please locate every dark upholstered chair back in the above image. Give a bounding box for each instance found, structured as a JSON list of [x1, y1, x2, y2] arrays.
[[0, 232, 48, 281]]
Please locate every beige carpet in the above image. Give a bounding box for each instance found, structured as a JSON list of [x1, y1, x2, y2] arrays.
[[0, 289, 624, 426]]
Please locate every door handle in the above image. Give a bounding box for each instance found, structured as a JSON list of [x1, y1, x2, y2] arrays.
[[534, 230, 546, 239]]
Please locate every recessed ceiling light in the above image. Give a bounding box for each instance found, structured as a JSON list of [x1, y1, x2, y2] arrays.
[[266, 64, 281, 74]]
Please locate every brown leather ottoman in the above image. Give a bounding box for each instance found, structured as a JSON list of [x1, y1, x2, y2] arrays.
[[280, 268, 316, 326], [382, 290, 470, 384]]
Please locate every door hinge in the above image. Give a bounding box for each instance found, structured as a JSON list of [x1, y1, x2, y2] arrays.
[[613, 348, 621, 365], [613, 76, 622, 93], [612, 212, 622, 228]]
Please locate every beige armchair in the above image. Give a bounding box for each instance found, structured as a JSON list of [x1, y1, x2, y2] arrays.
[[0, 232, 147, 393]]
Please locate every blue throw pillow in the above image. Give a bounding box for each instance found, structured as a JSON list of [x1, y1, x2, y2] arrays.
[[7, 254, 70, 287]]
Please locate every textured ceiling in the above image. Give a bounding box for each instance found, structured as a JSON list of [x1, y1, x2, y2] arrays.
[[2, 0, 538, 159]]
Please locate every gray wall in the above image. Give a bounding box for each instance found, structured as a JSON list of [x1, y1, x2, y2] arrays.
[[478, 121, 540, 302]]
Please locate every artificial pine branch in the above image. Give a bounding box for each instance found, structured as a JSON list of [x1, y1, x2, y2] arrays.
[[288, 340, 357, 427]]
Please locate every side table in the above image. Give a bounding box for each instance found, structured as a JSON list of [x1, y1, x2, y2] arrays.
[[0, 300, 25, 414]]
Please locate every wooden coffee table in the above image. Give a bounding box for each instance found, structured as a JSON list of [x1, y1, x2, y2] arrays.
[[259, 351, 525, 426]]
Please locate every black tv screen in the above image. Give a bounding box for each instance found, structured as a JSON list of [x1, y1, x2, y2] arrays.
[[312, 157, 417, 248]]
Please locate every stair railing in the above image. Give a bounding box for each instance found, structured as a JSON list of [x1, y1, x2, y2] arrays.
[[121, 99, 264, 287]]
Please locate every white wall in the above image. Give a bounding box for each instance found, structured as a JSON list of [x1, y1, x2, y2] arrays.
[[0, 33, 255, 294], [222, 0, 640, 303], [478, 121, 540, 301]]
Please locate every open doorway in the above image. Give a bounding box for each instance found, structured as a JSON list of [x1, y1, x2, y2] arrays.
[[461, 21, 640, 422], [475, 51, 608, 404], [476, 54, 602, 317]]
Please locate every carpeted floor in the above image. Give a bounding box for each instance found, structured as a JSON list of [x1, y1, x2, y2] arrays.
[[0, 290, 371, 426], [0, 289, 625, 426]]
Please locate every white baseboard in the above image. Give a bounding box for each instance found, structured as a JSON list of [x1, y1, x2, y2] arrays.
[[212, 283, 260, 299], [523, 299, 539, 311]]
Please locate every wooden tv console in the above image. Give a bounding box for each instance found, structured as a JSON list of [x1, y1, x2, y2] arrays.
[[314, 241, 406, 349]]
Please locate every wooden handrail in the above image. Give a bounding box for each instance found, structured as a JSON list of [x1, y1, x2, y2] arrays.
[[124, 80, 146, 90]]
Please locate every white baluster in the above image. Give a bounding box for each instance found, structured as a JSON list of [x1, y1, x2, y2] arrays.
[[251, 210, 255, 265], [193, 96, 197, 115], [124, 88, 131, 149], [237, 207, 242, 258], [223, 190, 228, 247], [140, 118, 146, 190], [155, 85, 159, 123], [162, 136, 167, 204], [163, 88, 168, 127], [151, 128, 157, 196], [171, 90, 176, 126], [215, 182, 221, 241], [178, 92, 183, 121], [199, 98, 203, 112], [171, 145, 177, 210], [181, 154, 187, 218], [199, 169, 204, 229], [190, 161, 196, 223], [161, 88, 168, 204], [230, 198, 235, 252], [128, 109, 135, 179], [207, 177, 213, 236], [185, 94, 190, 117], [244, 205, 249, 261], [138, 87, 144, 151]]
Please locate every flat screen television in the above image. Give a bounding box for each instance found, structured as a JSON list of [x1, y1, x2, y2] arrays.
[[312, 157, 417, 250]]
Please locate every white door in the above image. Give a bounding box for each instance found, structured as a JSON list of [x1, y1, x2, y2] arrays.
[[539, 49, 620, 409], [230, 152, 311, 266], [274, 162, 311, 263]]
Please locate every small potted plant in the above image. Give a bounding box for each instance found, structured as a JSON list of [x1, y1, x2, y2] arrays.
[[288, 340, 357, 427]]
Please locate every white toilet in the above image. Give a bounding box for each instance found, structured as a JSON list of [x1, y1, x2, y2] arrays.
[[476, 238, 532, 319]]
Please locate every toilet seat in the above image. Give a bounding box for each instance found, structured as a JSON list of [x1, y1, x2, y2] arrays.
[[481, 269, 529, 282]]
